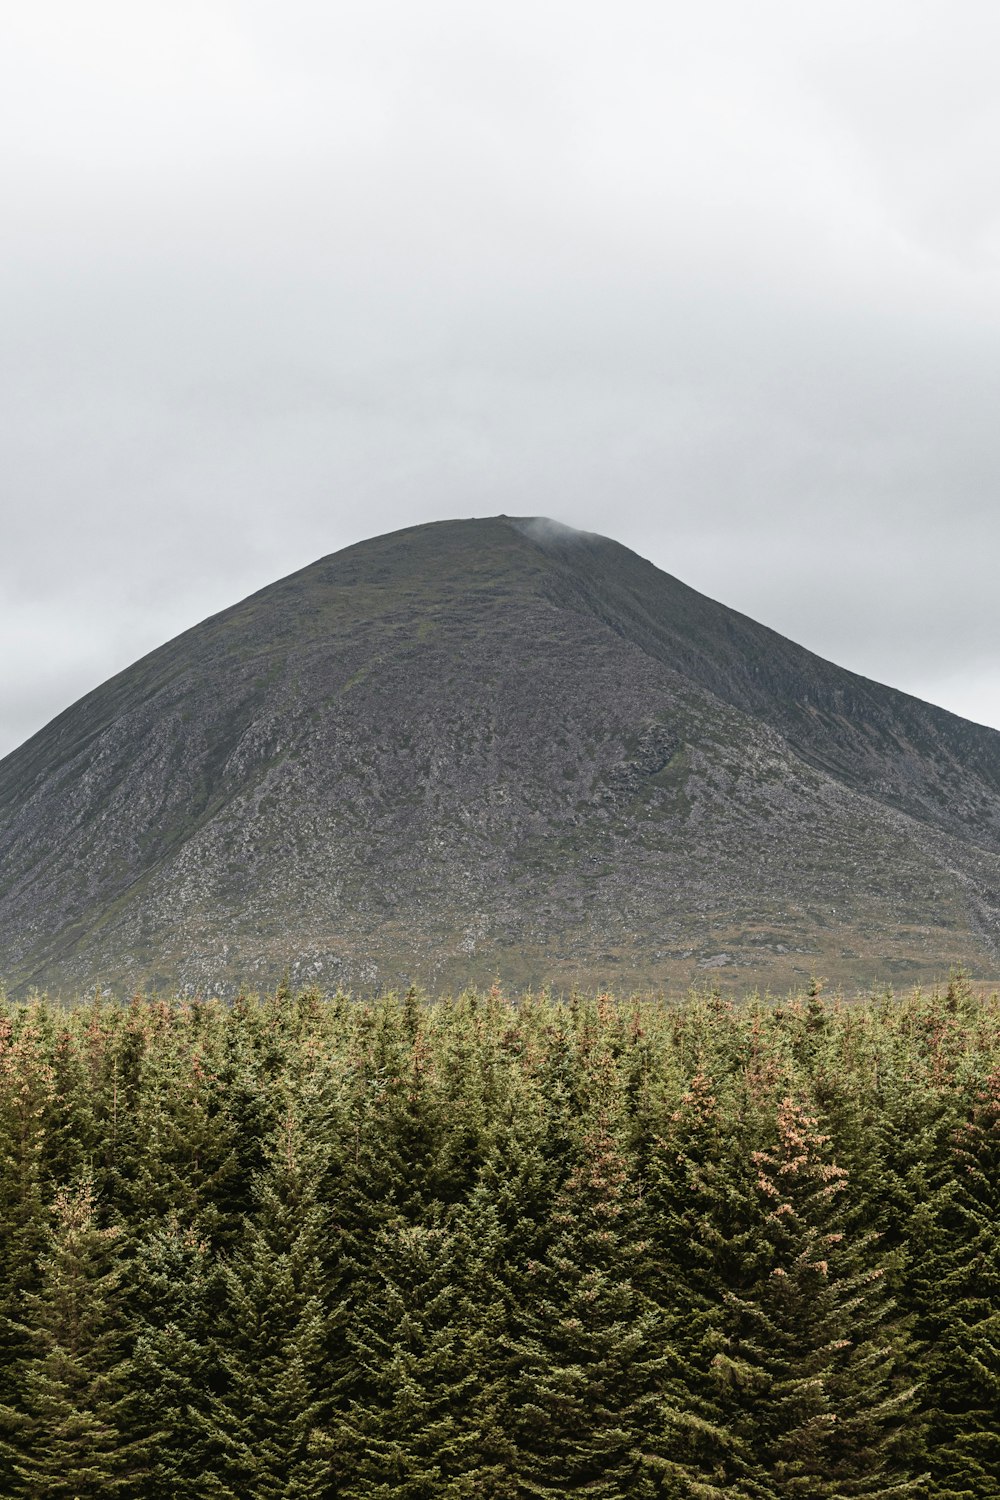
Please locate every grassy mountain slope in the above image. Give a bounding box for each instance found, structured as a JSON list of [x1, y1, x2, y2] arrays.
[[1, 516, 998, 996]]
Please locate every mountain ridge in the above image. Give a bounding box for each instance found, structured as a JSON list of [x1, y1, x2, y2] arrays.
[[2, 515, 999, 996]]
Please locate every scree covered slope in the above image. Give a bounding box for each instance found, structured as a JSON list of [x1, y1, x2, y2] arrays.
[[2, 516, 999, 995]]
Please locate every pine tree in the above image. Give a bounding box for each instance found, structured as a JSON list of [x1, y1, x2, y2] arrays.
[[0, 980, 995, 1498], [911, 1066, 1000, 1496], [0, 1174, 146, 1498], [0, 1012, 53, 1401], [330, 1208, 505, 1498], [643, 1069, 773, 1498], [126, 1217, 227, 1499], [197, 1099, 335, 1500], [714, 1096, 919, 1498], [504, 1113, 668, 1498]]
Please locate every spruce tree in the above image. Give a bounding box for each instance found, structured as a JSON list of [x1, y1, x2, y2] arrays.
[[126, 1216, 227, 1499], [712, 1096, 919, 1497], [0, 1174, 146, 1498], [329, 1208, 505, 1498], [504, 1113, 668, 1498], [0, 1013, 53, 1408], [643, 1069, 773, 1498], [197, 1100, 335, 1500], [911, 1066, 1000, 1496]]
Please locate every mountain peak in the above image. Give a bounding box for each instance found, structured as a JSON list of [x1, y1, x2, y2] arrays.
[[2, 516, 999, 996]]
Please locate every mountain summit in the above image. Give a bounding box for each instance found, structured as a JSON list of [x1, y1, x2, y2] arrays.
[[2, 516, 999, 995]]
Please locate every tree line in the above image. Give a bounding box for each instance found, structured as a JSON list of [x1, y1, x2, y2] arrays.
[[0, 977, 997, 1497]]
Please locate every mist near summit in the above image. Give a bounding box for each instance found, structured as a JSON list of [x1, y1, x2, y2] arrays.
[[3, 1, 1000, 754]]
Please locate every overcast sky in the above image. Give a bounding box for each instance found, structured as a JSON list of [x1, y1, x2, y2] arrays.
[[3, 0, 1000, 757]]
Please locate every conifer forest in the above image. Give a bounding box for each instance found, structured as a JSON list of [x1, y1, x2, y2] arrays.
[[0, 980, 998, 1498]]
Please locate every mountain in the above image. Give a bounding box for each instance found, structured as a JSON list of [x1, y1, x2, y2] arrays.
[[2, 516, 999, 997]]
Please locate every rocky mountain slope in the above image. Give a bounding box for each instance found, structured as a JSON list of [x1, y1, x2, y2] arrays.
[[2, 516, 999, 996]]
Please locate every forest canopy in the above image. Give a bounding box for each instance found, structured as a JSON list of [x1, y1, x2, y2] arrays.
[[0, 978, 997, 1497]]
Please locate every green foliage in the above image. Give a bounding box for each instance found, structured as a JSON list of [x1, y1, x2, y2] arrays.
[[731, 1096, 918, 1496], [0, 1174, 146, 1497], [504, 1116, 668, 1497], [127, 1217, 226, 1498], [911, 1067, 1000, 1497], [197, 1106, 333, 1499], [331, 1211, 506, 1498], [0, 981, 997, 1494]]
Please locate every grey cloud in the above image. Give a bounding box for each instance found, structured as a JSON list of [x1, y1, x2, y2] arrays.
[[2, 0, 1000, 755]]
